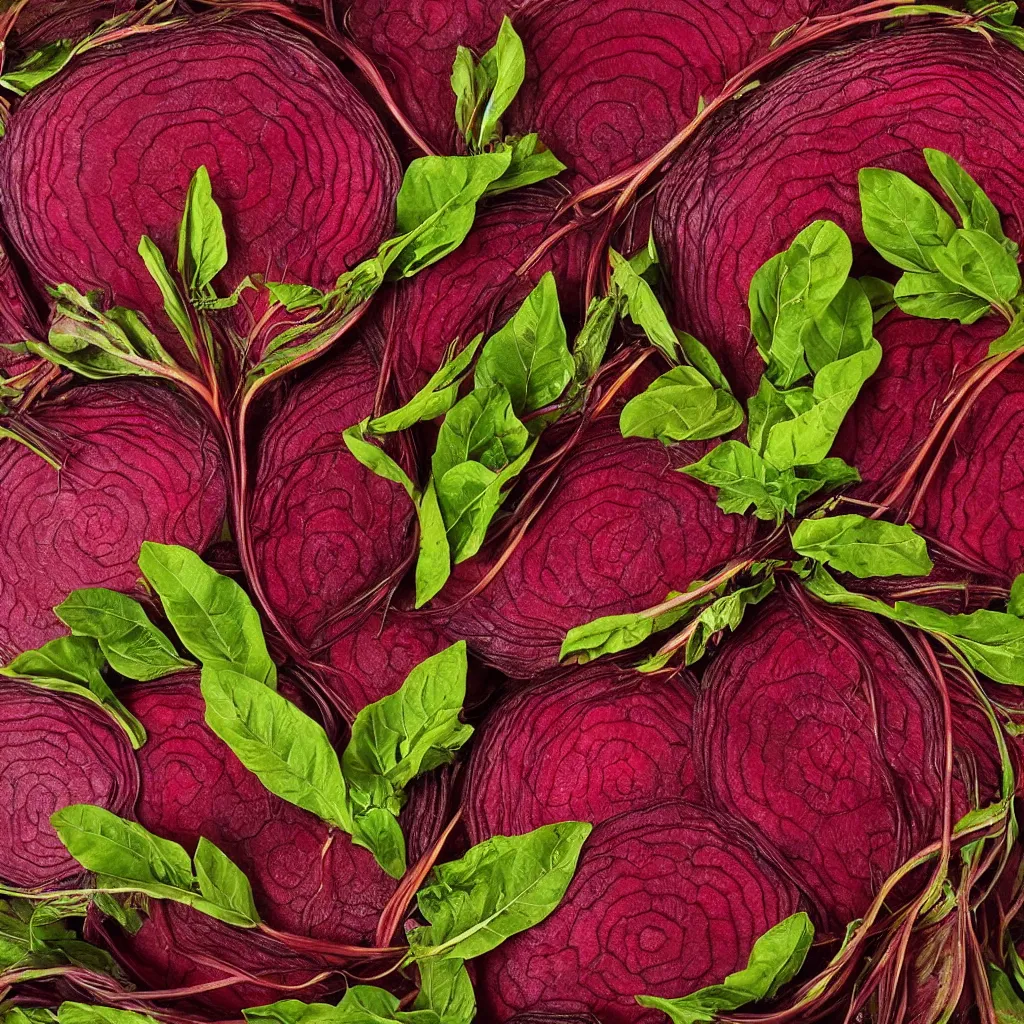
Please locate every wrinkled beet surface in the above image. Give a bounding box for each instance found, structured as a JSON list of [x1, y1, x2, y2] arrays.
[[346, 0, 506, 153], [0, 18, 399, 344], [102, 676, 397, 1011], [250, 342, 415, 644], [464, 665, 700, 842], [478, 799, 802, 1024], [696, 593, 948, 930], [321, 608, 448, 717], [384, 191, 592, 400], [441, 419, 754, 677], [653, 30, 1024, 454], [507, 0, 851, 188], [0, 681, 139, 889], [916, 363, 1024, 581], [0, 382, 226, 657]]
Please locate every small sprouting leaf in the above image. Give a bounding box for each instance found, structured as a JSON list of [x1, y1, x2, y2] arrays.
[[989, 964, 1024, 1023], [137, 236, 196, 355], [415, 478, 452, 608], [382, 151, 513, 279], [2, 634, 106, 689], [923, 148, 1014, 249], [351, 808, 408, 880], [475, 273, 572, 414], [610, 247, 679, 363], [343, 423, 419, 503], [0, 40, 74, 95], [201, 664, 351, 831], [932, 229, 1021, 310], [683, 575, 777, 665], [138, 542, 276, 688], [988, 310, 1024, 357], [560, 593, 692, 663], [434, 385, 529, 481], [677, 329, 734, 392], [177, 166, 228, 297], [572, 294, 618, 386], [801, 278, 874, 373], [681, 441, 794, 522], [619, 366, 743, 444], [485, 134, 566, 195], [792, 514, 933, 578], [408, 821, 592, 961], [476, 16, 526, 148], [858, 167, 956, 273], [265, 282, 327, 313], [193, 836, 260, 927], [636, 913, 814, 1024], [55, 588, 192, 681]]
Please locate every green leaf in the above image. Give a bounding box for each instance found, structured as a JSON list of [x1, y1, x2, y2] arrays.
[[415, 478, 452, 608], [572, 295, 618, 386], [476, 17, 525, 148], [932, 229, 1021, 309], [0, 40, 74, 95], [860, 276, 896, 323], [343, 423, 419, 503], [801, 278, 874, 373], [138, 542, 276, 687], [805, 567, 1024, 685], [1, 634, 146, 749], [415, 958, 476, 1024], [760, 339, 882, 470], [484, 134, 565, 196], [201, 664, 351, 831], [433, 385, 529, 482], [677, 330, 734, 392], [610, 247, 679, 362], [636, 912, 813, 1023], [619, 366, 743, 444], [266, 282, 327, 313], [408, 821, 592, 961], [560, 592, 692, 664], [383, 151, 513, 279], [351, 808, 408, 880], [475, 273, 571, 413], [137, 236, 196, 355], [1010, 574, 1024, 617], [792, 514, 933, 578], [58, 1006, 162, 1024], [858, 166, 956, 273], [749, 221, 852, 387], [55, 588, 192, 681], [989, 310, 1024, 357], [924, 148, 1014, 248], [194, 836, 260, 927], [893, 269, 992, 324], [369, 334, 484, 435], [684, 575, 777, 665], [989, 965, 1024, 1023], [177, 166, 228, 298], [681, 441, 794, 522], [342, 643, 471, 877]]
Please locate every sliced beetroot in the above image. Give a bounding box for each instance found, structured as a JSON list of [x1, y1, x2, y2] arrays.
[[464, 665, 701, 843], [0, 382, 226, 657], [477, 799, 803, 1024], [123, 676, 396, 943], [0, 237, 43, 371], [250, 342, 416, 645], [696, 593, 951, 930], [440, 419, 754, 677], [346, 0, 506, 153], [0, 680, 139, 889], [653, 30, 1024, 409], [383, 191, 592, 400], [85, 900, 337, 1014], [319, 609, 449, 718], [915, 363, 1024, 582], [506, 0, 852, 189], [0, 18, 399, 347]]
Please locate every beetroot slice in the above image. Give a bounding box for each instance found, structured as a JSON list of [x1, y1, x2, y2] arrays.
[[506, 0, 853, 189], [653, 30, 1024, 413], [0, 18, 399, 347], [0, 381, 226, 657], [477, 799, 803, 1024], [0, 680, 139, 889], [440, 419, 754, 677], [696, 593, 952, 930], [346, 0, 506, 153], [383, 190, 592, 401], [915, 363, 1024, 582], [250, 342, 416, 645], [464, 665, 701, 843]]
